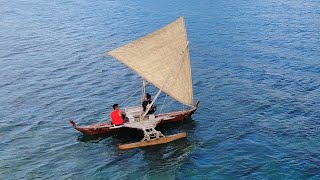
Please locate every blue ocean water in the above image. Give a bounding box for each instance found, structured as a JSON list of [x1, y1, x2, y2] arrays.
[[1, 0, 320, 179]]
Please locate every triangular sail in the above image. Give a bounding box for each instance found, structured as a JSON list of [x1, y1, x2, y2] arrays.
[[107, 17, 193, 106]]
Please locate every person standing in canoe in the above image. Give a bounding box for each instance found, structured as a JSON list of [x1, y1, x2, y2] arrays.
[[142, 93, 157, 114], [111, 104, 126, 125]]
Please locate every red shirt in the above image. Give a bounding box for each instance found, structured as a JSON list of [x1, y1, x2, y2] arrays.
[[111, 109, 124, 125]]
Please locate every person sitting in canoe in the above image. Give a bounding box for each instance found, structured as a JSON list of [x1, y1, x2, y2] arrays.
[[111, 104, 126, 125], [142, 93, 157, 114]]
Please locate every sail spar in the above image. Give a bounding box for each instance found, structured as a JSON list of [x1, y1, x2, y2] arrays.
[[107, 17, 194, 106]]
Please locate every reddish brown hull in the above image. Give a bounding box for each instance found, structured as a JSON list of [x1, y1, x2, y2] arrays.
[[70, 101, 199, 136]]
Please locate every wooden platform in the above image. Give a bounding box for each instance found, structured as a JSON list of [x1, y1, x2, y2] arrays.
[[118, 132, 187, 150], [123, 118, 162, 130]]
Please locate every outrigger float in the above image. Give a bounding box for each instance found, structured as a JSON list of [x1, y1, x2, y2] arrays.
[[70, 17, 199, 150]]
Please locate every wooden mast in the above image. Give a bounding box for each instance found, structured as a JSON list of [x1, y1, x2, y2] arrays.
[[141, 79, 147, 104]]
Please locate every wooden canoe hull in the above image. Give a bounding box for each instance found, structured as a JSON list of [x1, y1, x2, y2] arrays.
[[118, 132, 187, 150], [70, 101, 199, 136]]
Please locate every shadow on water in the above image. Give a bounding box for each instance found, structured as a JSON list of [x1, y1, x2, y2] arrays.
[[77, 118, 198, 178]]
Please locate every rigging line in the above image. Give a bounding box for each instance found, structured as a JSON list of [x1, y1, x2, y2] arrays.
[[142, 41, 190, 119], [98, 86, 143, 123], [120, 86, 143, 106], [159, 94, 168, 114], [161, 51, 185, 114]]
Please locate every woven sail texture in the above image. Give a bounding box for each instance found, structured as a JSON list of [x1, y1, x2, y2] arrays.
[[108, 17, 193, 106]]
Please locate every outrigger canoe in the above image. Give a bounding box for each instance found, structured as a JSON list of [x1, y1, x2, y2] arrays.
[[70, 101, 199, 136], [70, 17, 199, 149]]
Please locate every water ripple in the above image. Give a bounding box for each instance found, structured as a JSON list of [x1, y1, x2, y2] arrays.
[[1, 0, 320, 179]]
